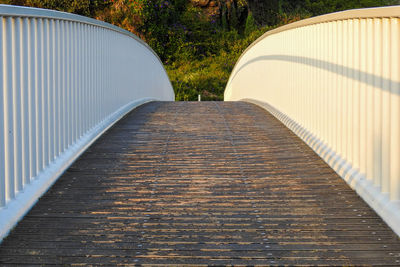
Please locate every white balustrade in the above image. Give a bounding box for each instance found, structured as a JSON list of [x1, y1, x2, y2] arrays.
[[0, 5, 174, 240], [225, 6, 400, 236]]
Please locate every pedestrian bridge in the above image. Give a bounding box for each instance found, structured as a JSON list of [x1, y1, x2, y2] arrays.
[[1, 4, 400, 265]]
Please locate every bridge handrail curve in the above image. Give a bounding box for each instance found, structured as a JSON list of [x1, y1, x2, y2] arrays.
[[0, 4, 162, 64], [0, 5, 174, 241], [236, 5, 400, 72], [225, 5, 400, 236]]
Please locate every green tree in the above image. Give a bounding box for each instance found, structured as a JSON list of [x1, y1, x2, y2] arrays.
[[244, 11, 256, 36]]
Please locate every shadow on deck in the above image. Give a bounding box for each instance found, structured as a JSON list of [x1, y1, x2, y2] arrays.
[[0, 101, 400, 265]]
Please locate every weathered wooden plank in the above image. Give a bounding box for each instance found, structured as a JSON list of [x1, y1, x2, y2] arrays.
[[0, 101, 400, 265]]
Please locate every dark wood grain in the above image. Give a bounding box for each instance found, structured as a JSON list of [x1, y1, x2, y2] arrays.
[[1, 101, 400, 266]]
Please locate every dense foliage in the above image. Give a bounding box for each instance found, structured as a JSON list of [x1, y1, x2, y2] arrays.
[[1, 0, 397, 100]]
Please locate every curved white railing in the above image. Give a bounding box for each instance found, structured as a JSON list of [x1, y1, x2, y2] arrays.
[[0, 5, 174, 240], [225, 6, 400, 236]]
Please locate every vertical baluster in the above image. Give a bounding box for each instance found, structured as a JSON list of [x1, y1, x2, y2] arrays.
[[316, 23, 320, 139], [21, 18, 30, 186], [49, 19, 55, 162], [295, 29, 299, 124], [298, 28, 302, 126], [347, 19, 353, 164], [94, 26, 97, 124], [83, 24, 88, 134], [353, 19, 360, 170], [324, 22, 329, 146], [101, 28, 105, 120], [88, 25, 93, 129], [102, 28, 106, 119], [70, 22, 75, 142], [80, 23, 84, 135], [366, 18, 374, 183], [92, 25, 95, 127], [108, 31, 112, 116], [289, 30, 300, 121], [291, 30, 294, 120], [381, 18, 391, 193], [64, 21, 69, 148], [90, 27, 95, 127], [12, 18, 23, 192], [289, 31, 293, 120], [78, 23, 83, 138], [29, 18, 37, 179], [66, 21, 71, 148], [333, 21, 338, 153], [313, 25, 317, 134], [43, 19, 49, 168], [4, 17, 15, 201], [98, 27, 101, 122], [343, 20, 349, 161], [390, 18, 400, 200], [85, 24, 88, 130], [280, 32, 284, 113], [303, 26, 306, 128], [329, 22, 334, 149], [286, 31, 289, 114], [108, 29, 111, 117], [36, 18, 43, 174], [59, 20, 63, 153], [70, 20, 74, 145], [0, 17, 6, 207], [73, 22, 77, 143], [314, 24, 318, 138], [89, 25, 92, 128], [338, 20, 343, 157], [91, 25, 95, 128], [360, 19, 367, 177], [61, 20, 66, 153], [322, 22, 327, 143], [93, 26, 97, 123], [77, 23, 81, 138], [303, 27, 306, 127], [96, 27, 100, 123], [107, 30, 111, 115], [54, 19, 60, 158], [104, 28, 107, 119], [283, 32, 287, 113], [324, 22, 329, 145], [308, 25, 313, 131], [109, 30, 112, 113], [316, 24, 320, 140], [71, 21, 75, 144], [40, 18, 46, 171], [373, 18, 382, 188]]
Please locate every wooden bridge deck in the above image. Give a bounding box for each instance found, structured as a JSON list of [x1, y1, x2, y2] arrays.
[[1, 101, 400, 265]]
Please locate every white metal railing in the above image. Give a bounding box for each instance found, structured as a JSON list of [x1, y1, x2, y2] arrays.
[[225, 6, 400, 236], [0, 5, 174, 240]]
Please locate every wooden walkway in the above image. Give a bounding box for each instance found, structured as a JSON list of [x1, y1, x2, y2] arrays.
[[1, 101, 400, 265]]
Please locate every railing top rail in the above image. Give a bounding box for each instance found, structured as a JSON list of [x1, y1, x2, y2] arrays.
[[234, 5, 400, 72], [0, 4, 162, 64]]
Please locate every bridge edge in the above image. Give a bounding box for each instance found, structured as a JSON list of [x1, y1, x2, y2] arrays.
[[0, 98, 155, 242], [244, 98, 400, 238]]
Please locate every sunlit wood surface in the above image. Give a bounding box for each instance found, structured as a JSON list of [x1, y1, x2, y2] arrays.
[[1, 101, 400, 265]]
